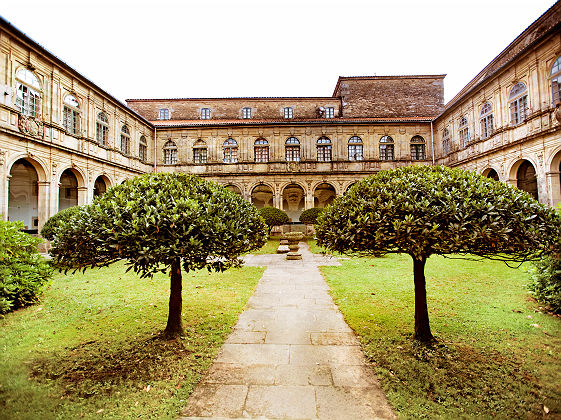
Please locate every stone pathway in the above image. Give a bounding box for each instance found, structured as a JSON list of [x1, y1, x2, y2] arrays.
[[179, 243, 395, 420]]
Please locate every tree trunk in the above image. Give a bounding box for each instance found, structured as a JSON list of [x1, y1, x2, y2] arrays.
[[164, 257, 184, 338], [412, 256, 434, 342]]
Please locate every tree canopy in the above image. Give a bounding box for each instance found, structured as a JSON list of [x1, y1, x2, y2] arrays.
[[299, 207, 323, 225], [49, 173, 268, 337], [316, 165, 561, 341], [258, 206, 289, 233]]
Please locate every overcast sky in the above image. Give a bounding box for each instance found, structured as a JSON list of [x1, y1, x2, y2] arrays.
[[2, 0, 557, 104]]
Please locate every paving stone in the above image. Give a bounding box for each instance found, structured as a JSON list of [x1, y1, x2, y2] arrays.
[[265, 328, 311, 345], [245, 385, 317, 419], [203, 363, 275, 385], [315, 386, 396, 419], [310, 332, 359, 345], [275, 364, 333, 386], [216, 343, 289, 365], [181, 384, 247, 418], [289, 344, 366, 366], [331, 365, 382, 387], [225, 330, 266, 344]]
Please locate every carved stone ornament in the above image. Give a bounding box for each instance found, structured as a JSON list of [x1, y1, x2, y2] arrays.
[[554, 104, 561, 124], [287, 162, 300, 172], [18, 115, 44, 139], [0, 149, 5, 166]]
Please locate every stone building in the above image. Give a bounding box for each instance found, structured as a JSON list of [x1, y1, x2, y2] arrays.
[[0, 1, 560, 232]]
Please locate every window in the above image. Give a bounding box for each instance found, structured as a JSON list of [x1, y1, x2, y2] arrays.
[[193, 140, 207, 164], [325, 107, 335, 118], [442, 128, 451, 155], [348, 136, 363, 161], [285, 137, 300, 162], [223, 138, 238, 163], [163, 140, 178, 164], [509, 82, 528, 125], [15, 68, 41, 118], [201, 108, 211, 119], [551, 57, 561, 105], [410, 136, 426, 160], [96, 112, 109, 146], [63, 94, 80, 135], [379, 135, 394, 160], [480, 102, 494, 139], [139, 135, 147, 161], [120, 125, 130, 155], [317, 136, 332, 162], [159, 108, 170, 120], [242, 107, 252, 119], [254, 138, 269, 163], [459, 117, 469, 147], [283, 107, 293, 119]]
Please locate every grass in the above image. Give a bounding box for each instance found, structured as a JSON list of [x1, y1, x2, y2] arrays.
[[0, 261, 264, 419], [246, 236, 281, 255], [320, 252, 561, 419]]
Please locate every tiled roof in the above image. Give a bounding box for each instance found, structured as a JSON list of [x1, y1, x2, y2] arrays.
[[151, 116, 433, 127], [127, 96, 338, 102]]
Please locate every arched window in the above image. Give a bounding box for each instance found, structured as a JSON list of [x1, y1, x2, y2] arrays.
[[348, 136, 363, 161], [164, 140, 178, 164], [317, 136, 332, 162], [96, 112, 109, 146], [509, 82, 528, 125], [442, 128, 450, 155], [63, 94, 80, 135], [379, 135, 394, 160], [15, 68, 41, 118], [120, 125, 130, 155], [139, 135, 147, 161], [285, 137, 300, 162], [223, 138, 238, 163], [193, 139, 207, 164], [254, 138, 269, 163], [410, 135, 426, 160], [480, 103, 494, 139], [551, 56, 561, 105], [459, 117, 469, 148]]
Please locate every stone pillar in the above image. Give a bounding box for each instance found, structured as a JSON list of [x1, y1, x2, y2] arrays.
[[305, 190, 314, 210], [37, 181, 50, 231], [1, 174, 10, 221], [77, 186, 89, 206], [546, 170, 561, 207]]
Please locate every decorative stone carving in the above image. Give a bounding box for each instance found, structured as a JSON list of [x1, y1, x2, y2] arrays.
[[554, 104, 561, 124], [0, 149, 5, 165], [18, 115, 44, 139]]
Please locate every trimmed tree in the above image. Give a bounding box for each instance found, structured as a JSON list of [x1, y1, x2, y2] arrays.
[[316, 165, 561, 342], [40, 205, 81, 241], [49, 173, 268, 338], [299, 207, 323, 225], [258, 206, 289, 233]]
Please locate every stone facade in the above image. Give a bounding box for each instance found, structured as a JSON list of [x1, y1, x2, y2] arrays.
[[1, 2, 560, 233]]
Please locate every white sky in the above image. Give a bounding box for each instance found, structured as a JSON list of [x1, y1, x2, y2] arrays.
[[2, 0, 557, 104]]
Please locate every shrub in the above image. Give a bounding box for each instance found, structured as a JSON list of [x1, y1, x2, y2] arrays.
[[530, 255, 561, 313], [299, 207, 323, 225], [40, 205, 81, 241], [258, 206, 289, 233], [0, 220, 52, 315]]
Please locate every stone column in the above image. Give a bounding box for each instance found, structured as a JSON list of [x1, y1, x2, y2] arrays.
[[77, 186, 89, 206], [546, 170, 561, 207], [37, 181, 50, 231], [1, 174, 10, 221]]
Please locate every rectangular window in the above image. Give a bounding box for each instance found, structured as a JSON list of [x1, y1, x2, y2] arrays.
[[139, 144, 147, 161], [510, 96, 527, 125], [325, 107, 335, 118], [283, 107, 293, 119], [159, 108, 170, 120], [201, 108, 211, 119], [410, 144, 426, 160], [63, 106, 79, 135], [242, 107, 252, 119], [164, 149, 178, 164], [459, 127, 469, 147], [194, 148, 207, 164], [380, 144, 394, 160], [254, 146, 269, 163], [317, 145, 332, 162], [286, 146, 300, 162], [120, 135, 130, 155], [224, 148, 238, 163], [96, 123, 108, 146], [348, 144, 363, 161]]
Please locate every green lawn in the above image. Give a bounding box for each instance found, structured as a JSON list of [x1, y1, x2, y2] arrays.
[[0, 262, 264, 419], [320, 253, 561, 419], [246, 236, 281, 255]]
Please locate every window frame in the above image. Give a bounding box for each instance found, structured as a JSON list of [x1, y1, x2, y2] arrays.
[[509, 82, 528, 126], [163, 140, 178, 165], [410, 135, 426, 160], [442, 128, 451, 155], [324, 107, 335, 118], [241, 107, 252, 119], [139, 135, 148, 162], [200, 108, 211, 119], [223, 138, 238, 163], [459, 116, 469, 147], [15, 68, 42, 118], [480, 102, 494, 139], [316, 136, 332, 162], [254, 138, 269, 163], [551, 56, 561, 105], [120, 125, 131, 155], [379, 135, 394, 161], [285, 137, 300, 162], [283, 107, 293, 119], [96, 112, 109, 146], [159, 108, 170, 120], [348, 136, 363, 161], [63, 94, 80, 135]]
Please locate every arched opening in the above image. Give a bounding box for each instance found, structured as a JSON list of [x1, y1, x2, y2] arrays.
[[93, 176, 109, 198], [516, 160, 538, 200], [313, 183, 336, 207], [282, 183, 305, 222], [8, 159, 39, 232], [59, 169, 79, 211], [251, 184, 274, 209], [225, 184, 242, 195], [346, 183, 356, 192], [483, 168, 499, 181]]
